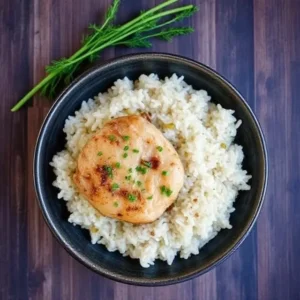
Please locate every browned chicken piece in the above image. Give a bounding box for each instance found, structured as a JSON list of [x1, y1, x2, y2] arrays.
[[73, 115, 184, 224]]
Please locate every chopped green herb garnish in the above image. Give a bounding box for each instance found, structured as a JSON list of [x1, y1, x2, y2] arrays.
[[166, 189, 172, 197], [97, 151, 103, 156], [147, 195, 153, 200], [125, 175, 132, 181], [108, 135, 116, 142], [160, 185, 173, 197], [136, 181, 142, 187], [111, 183, 119, 191], [162, 170, 169, 176], [104, 165, 113, 178], [123, 153, 128, 158], [156, 146, 163, 152], [142, 161, 152, 168], [122, 135, 130, 141], [113, 201, 119, 207], [124, 145, 129, 151], [132, 149, 139, 153], [115, 162, 121, 168], [136, 166, 147, 174], [128, 168, 133, 173], [128, 194, 136, 202], [141, 188, 146, 192]]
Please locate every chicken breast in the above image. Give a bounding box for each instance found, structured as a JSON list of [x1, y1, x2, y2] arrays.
[[73, 115, 184, 224]]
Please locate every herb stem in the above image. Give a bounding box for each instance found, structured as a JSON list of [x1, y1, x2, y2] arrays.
[[71, 0, 178, 59], [69, 0, 121, 60], [63, 5, 194, 68], [108, 0, 178, 34], [11, 72, 58, 112]]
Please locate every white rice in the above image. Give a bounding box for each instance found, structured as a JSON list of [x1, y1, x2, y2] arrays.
[[50, 74, 251, 268]]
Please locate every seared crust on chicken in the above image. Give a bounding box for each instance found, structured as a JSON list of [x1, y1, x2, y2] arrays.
[[73, 115, 184, 224]]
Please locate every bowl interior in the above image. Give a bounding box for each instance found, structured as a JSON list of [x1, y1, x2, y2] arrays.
[[35, 54, 267, 285]]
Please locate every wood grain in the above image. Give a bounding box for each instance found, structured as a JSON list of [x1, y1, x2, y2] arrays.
[[254, 1, 300, 300], [0, 0, 299, 299], [215, 2, 257, 300]]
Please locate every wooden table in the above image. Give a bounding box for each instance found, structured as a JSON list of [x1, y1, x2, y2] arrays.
[[1, 0, 299, 299]]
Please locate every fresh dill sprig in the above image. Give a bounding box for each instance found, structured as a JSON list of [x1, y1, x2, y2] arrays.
[[120, 35, 153, 48], [119, 27, 194, 47], [82, 0, 120, 45], [152, 27, 194, 41], [101, 0, 120, 30], [11, 0, 198, 112]]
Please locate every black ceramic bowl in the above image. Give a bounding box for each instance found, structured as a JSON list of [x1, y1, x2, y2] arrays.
[[34, 53, 268, 286]]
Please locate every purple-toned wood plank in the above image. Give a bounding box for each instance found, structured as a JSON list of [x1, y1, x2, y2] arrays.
[[1, 0, 300, 299]]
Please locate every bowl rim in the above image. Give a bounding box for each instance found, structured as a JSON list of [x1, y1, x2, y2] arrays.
[[34, 52, 268, 286]]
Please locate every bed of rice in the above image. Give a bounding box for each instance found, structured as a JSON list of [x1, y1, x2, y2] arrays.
[[50, 74, 251, 268]]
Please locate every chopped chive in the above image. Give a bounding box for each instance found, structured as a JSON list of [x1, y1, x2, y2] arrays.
[[141, 188, 146, 192], [147, 195, 153, 200], [156, 146, 163, 152], [160, 185, 173, 197], [113, 201, 119, 207], [136, 181, 142, 187], [122, 135, 130, 141], [166, 189, 173, 197], [136, 166, 147, 174], [125, 175, 132, 181], [132, 149, 139, 153], [97, 151, 103, 156], [162, 170, 169, 176], [115, 162, 121, 168], [142, 161, 152, 168], [128, 168, 133, 173], [123, 153, 128, 158], [111, 183, 119, 191], [104, 165, 113, 178], [108, 135, 116, 142], [128, 194, 136, 202], [124, 145, 129, 151]]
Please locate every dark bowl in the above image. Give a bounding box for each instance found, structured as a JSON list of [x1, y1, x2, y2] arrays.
[[34, 53, 268, 286]]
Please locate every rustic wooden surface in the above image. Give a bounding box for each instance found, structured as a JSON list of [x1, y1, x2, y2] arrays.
[[1, 0, 299, 299]]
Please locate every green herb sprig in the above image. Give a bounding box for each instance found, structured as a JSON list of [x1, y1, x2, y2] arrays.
[[11, 0, 198, 111]]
